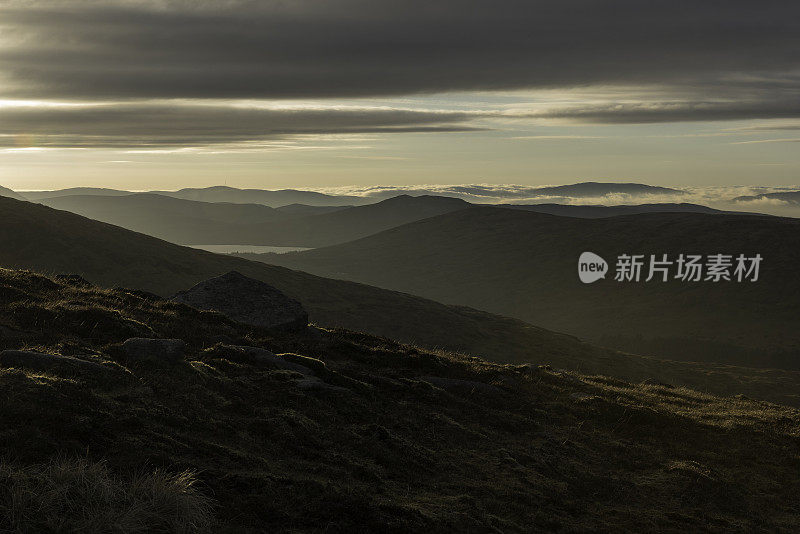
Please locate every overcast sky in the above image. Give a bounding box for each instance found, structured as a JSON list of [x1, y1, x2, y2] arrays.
[[1, 0, 798, 190]]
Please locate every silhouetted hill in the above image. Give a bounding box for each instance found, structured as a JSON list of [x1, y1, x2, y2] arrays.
[[0, 185, 25, 200], [734, 190, 800, 205], [2, 268, 798, 531], [259, 207, 800, 369], [3, 196, 800, 406], [528, 181, 685, 197]]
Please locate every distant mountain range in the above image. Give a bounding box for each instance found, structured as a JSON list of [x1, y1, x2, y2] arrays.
[[39, 193, 470, 246], [256, 207, 800, 370], [22, 185, 368, 207], [35, 189, 762, 247]]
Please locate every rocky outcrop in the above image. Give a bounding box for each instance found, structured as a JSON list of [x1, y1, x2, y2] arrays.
[[171, 271, 308, 331]]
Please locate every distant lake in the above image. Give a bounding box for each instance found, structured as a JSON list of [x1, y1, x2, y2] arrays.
[[189, 245, 312, 254]]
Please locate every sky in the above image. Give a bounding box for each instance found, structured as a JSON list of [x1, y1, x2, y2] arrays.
[[0, 0, 798, 191]]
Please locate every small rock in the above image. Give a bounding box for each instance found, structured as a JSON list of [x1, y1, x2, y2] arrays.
[[120, 338, 186, 367], [171, 271, 308, 331], [0, 350, 111, 375]]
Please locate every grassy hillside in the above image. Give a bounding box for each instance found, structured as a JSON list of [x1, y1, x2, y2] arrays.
[[259, 207, 800, 370], [1, 268, 799, 532], [3, 197, 800, 406], [39, 193, 470, 247]]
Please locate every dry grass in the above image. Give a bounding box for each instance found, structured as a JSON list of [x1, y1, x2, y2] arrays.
[[0, 458, 214, 533]]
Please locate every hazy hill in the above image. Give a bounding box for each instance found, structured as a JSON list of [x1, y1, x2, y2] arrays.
[[38, 193, 289, 244], [222, 194, 472, 247], [258, 207, 800, 370], [2, 269, 798, 531], [22, 187, 134, 200], [0, 185, 25, 200], [39, 193, 471, 246], [734, 190, 800, 205], [528, 181, 685, 197], [3, 196, 800, 405], [152, 185, 369, 207], [275, 203, 352, 216]]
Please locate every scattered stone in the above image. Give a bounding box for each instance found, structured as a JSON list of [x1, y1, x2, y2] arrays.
[[171, 271, 308, 331], [419, 376, 502, 396], [55, 274, 92, 288], [119, 338, 186, 367], [0, 350, 111, 375]]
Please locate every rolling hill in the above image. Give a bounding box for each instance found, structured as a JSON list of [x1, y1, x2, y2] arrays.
[[38, 193, 471, 246], [3, 196, 800, 406], [258, 207, 800, 370]]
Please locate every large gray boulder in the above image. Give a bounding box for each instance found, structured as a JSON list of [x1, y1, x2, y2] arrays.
[[171, 271, 308, 331]]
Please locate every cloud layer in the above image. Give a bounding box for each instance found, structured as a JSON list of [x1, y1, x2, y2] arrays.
[[1, 1, 798, 122], [0, 104, 484, 148]]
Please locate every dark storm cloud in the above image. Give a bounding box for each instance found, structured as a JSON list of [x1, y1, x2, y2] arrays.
[[0, 104, 484, 148], [1, 1, 798, 106]]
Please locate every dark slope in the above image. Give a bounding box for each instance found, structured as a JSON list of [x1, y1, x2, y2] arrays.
[[2, 269, 799, 531], [0, 196, 604, 369], [4, 196, 800, 405], [259, 207, 800, 369]]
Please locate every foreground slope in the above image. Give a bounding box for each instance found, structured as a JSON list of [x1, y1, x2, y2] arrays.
[[0, 269, 799, 532], [260, 207, 800, 369]]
